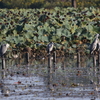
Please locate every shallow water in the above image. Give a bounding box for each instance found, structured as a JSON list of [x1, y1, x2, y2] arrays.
[[0, 56, 100, 100]]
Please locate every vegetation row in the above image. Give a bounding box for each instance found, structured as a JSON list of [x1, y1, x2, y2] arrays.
[[0, 7, 100, 55]]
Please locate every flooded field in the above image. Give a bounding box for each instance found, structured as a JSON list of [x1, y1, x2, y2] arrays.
[[0, 55, 100, 100]]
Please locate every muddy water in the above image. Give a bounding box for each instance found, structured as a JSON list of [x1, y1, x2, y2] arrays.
[[0, 56, 100, 100]]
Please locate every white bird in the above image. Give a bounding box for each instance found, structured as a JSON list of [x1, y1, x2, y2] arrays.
[[47, 42, 54, 54], [90, 34, 99, 54], [0, 43, 10, 57]]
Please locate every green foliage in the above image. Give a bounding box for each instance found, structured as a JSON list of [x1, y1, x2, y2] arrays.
[[77, 0, 100, 7], [0, 0, 100, 8], [0, 7, 100, 53]]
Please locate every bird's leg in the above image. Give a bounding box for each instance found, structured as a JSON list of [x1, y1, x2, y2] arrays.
[[53, 49, 56, 72], [47, 51, 51, 56], [92, 52, 97, 77], [97, 50, 100, 72], [48, 51, 52, 85], [2, 55, 5, 69]]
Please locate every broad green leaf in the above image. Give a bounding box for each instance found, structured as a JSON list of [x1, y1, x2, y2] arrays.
[[86, 24, 93, 32], [42, 36, 48, 42], [62, 29, 71, 37], [33, 36, 38, 41], [93, 26, 100, 33], [16, 24, 23, 32], [56, 28, 62, 37]]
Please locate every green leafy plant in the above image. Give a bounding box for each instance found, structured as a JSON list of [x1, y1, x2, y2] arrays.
[[0, 7, 100, 54]]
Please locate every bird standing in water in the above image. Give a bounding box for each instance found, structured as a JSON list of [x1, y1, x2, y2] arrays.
[[90, 34, 99, 54], [47, 42, 54, 54], [0, 43, 10, 57]]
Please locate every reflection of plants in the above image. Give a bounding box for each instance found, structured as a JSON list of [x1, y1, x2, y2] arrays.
[[0, 7, 100, 53]]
